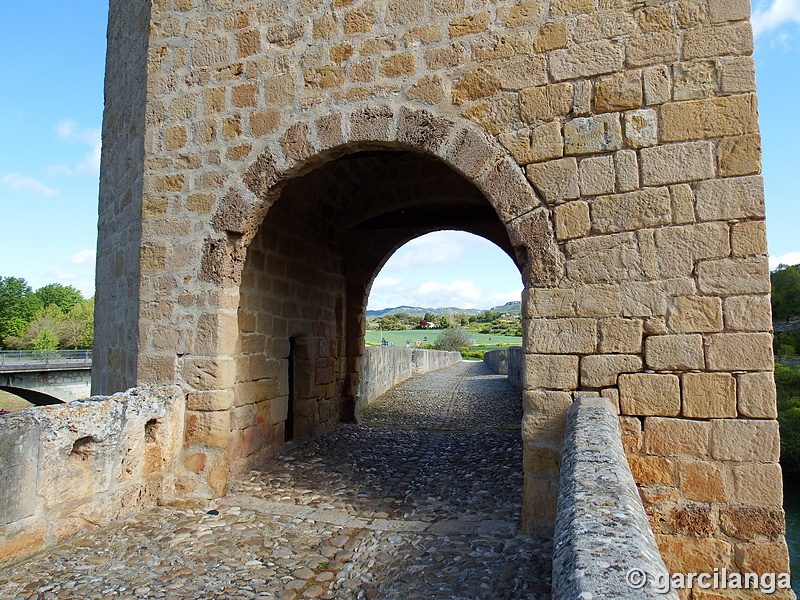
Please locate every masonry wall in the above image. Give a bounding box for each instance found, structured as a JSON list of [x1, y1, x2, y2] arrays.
[[0, 387, 185, 566], [357, 346, 462, 410], [95, 0, 790, 584]]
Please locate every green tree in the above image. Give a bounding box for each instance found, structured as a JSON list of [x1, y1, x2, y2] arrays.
[[34, 283, 84, 314], [771, 264, 800, 321], [0, 276, 42, 344], [33, 328, 59, 351], [434, 327, 473, 351]]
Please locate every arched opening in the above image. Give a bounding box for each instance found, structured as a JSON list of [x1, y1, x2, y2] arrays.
[[230, 148, 525, 476], [0, 386, 62, 407]]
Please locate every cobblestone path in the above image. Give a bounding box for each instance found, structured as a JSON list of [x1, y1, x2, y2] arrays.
[[0, 361, 552, 600]]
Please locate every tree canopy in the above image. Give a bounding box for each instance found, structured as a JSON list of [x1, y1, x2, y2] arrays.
[[771, 264, 800, 321]]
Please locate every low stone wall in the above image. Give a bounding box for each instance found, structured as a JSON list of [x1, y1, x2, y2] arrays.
[[356, 346, 461, 411], [0, 386, 185, 566], [553, 396, 677, 600], [482, 347, 523, 390]]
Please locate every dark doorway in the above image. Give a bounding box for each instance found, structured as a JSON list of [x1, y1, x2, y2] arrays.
[[285, 338, 296, 442]]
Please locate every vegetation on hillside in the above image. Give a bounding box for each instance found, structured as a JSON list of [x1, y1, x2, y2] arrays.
[[775, 363, 800, 475], [0, 276, 93, 350]]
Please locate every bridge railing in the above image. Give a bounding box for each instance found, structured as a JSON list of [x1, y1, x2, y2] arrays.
[[0, 349, 92, 368]]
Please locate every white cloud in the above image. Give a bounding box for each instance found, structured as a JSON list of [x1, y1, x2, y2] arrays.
[[1, 173, 57, 197], [489, 290, 523, 305], [752, 0, 800, 35], [69, 249, 97, 266], [52, 120, 102, 176], [384, 231, 467, 270], [770, 251, 800, 270]]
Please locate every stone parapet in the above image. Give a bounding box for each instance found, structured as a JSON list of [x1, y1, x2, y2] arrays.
[[356, 347, 461, 412], [0, 387, 185, 566], [553, 395, 677, 600], [483, 347, 523, 390]]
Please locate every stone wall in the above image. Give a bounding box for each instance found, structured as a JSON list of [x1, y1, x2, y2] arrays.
[[483, 348, 509, 374], [553, 395, 677, 599], [0, 387, 184, 566], [483, 347, 524, 388], [357, 346, 462, 411], [2, 369, 92, 403]]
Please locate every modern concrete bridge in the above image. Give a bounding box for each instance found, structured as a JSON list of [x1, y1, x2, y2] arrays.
[[0, 350, 92, 405]]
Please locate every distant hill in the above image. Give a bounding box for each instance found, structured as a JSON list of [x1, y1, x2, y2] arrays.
[[366, 302, 521, 318]]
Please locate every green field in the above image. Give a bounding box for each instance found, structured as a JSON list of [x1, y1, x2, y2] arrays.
[[364, 329, 522, 347], [0, 391, 33, 413]]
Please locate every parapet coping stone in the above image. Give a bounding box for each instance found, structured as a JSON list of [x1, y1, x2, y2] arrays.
[[552, 395, 678, 600]]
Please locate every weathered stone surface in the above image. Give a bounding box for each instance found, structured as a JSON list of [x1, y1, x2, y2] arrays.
[[718, 133, 761, 176], [599, 318, 642, 353], [677, 459, 727, 502], [640, 141, 715, 185], [619, 373, 681, 416], [694, 175, 765, 221], [668, 295, 723, 333], [626, 32, 680, 67], [623, 109, 657, 148], [581, 354, 642, 388], [720, 506, 785, 540], [614, 149, 639, 192], [498, 121, 563, 164], [566, 232, 642, 282], [643, 417, 710, 457], [563, 113, 623, 155], [672, 60, 718, 101], [526, 157, 579, 204], [553, 201, 590, 240], [523, 288, 575, 318], [525, 318, 597, 354], [736, 371, 778, 419], [731, 220, 767, 256], [683, 22, 754, 60], [730, 462, 783, 506], [519, 83, 572, 122], [705, 332, 773, 371], [644, 333, 704, 371], [578, 155, 615, 196], [656, 535, 734, 575], [654, 222, 730, 277], [661, 94, 759, 142], [525, 354, 579, 389], [549, 40, 624, 81], [591, 188, 671, 233], [593, 71, 642, 112], [711, 418, 780, 462], [629, 455, 674, 485], [643, 64, 671, 105], [575, 284, 621, 316], [696, 256, 771, 295], [682, 372, 736, 418]]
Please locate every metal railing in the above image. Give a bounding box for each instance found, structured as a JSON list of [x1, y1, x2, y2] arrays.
[[0, 349, 92, 369]]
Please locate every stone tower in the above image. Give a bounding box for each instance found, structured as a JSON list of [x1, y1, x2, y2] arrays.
[[95, 0, 791, 584]]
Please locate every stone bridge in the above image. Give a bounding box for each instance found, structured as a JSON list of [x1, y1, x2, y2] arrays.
[[0, 358, 92, 405], [56, 0, 793, 593]]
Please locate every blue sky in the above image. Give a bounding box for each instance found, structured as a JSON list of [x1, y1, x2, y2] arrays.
[[1, 2, 798, 309]]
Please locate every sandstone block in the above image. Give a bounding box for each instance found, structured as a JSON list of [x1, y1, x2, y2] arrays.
[[628, 455, 674, 484], [730, 462, 783, 506], [480, 155, 542, 222], [621, 281, 667, 318], [709, 0, 750, 22], [449, 12, 489, 38], [554, 201, 590, 240], [737, 371, 777, 419], [498, 55, 548, 90], [566, 232, 642, 282], [575, 284, 621, 316], [620, 373, 681, 416], [718, 134, 761, 177], [723, 295, 772, 333], [578, 155, 615, 196], [645, 333, 704, 371], [623, 108, 657, 148], [677, 459, 727, 502], [672, 60, 718, 101], [683, 372, 736, 418], [695, 175, 765, 221], [591, 188, 671, 233], [445, 127, 493, 179], [668, 296, 723, 333], [525, 354, 579, 389], [551, 0, 594, 16], [184, 410, 231, 448], [563, 113, 623, 155], [626, 32, 680, 67], [452, 66, 500, 104], [582, 354, 642, 388], [572, 12, 637, 44], [462, 95, 517, 136], [661, 94, 759, 142], [380, 53, 415, 78], [644, 417, 710, 457], [263, 74, 295, 105], [525, 318, 597, 354], [731, 220, 767, 257], [654, 222, 730, 277], [643, 65, 671, 105], [343, 6, 377, 33], [526, 158, 579, 204], [532, 22, 568, 52], [670, 184, 695, 224], [619, 415, 642, 452], [599, 318, 643, 353], [498, 1, 542, 27], [720, 56, 757, 94], [385, 0, 425, 25], [640, 141, 715, 185], [720, 506, 785, 539], [499, 121, 563, 165], [519, 83, 572, 123], [711, 418, 780, 462], [683, 22, 754, 59], [183, 357, 237, 390], [523, 288, 576, 318], [735, 542, 791, 576], [521, 390, 573, 443], [614, 149, 639, 192], [408, 75, 445, 104], [549, 40, 624, 81], [594, 71, 642, 112], [656, 535, 733, 575], [696, 257, 771, 295]]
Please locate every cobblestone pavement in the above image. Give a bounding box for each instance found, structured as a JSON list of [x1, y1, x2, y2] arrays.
[[0, 361, 552, 600]]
